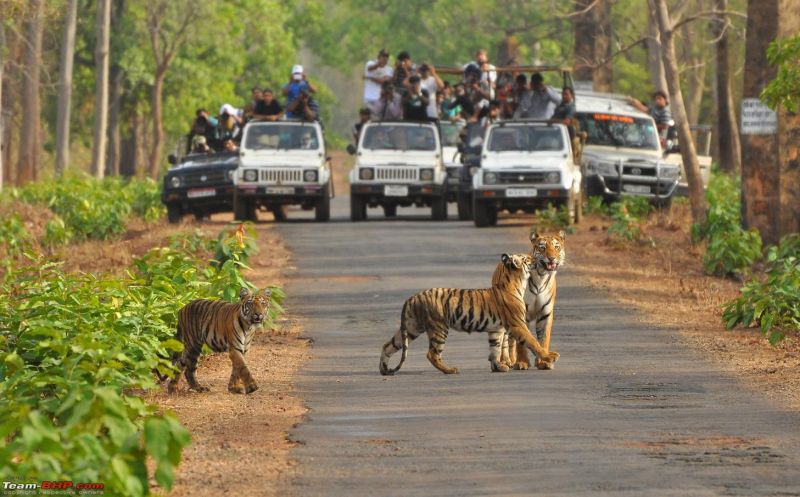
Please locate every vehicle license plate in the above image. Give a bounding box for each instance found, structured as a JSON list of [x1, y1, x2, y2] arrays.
[[384, 185, 409, 197], [623, 184, 651, 194], [186, 188, 216, 199], [505, 188, 538, 198], [266, 186, 295, 195]]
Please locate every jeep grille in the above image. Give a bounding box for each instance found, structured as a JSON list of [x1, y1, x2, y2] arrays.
[[181, 170, 229, 187], [497, 171, 547, 184], [375, 167, 418, 182], [261, 168, 302, 183]]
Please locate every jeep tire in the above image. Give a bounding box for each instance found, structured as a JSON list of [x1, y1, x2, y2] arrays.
[[166, 203, 182, 224], [350, 194, 367, 221], [315, 182, 331, 222], [456, 191, 473, 220], [383, 204, 397, 218], [431, 195, 448, 221], [233, 191, 256, 222], [473, 198, 497, 227]]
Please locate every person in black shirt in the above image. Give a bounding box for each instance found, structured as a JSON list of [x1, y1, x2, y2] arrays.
[[393, 51, 413, 98], [253, 89, 283, 121], [352, 107, 371, 143], [453, 83, 476, 122], [403, 75, 430, 122]]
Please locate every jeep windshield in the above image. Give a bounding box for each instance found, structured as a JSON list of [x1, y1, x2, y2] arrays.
[[362, 125, 436, 151], [244, 124, 320, 151], [487, 126, 564, 152], [439, 122, 463, 147], [577, 112, 659, 150]]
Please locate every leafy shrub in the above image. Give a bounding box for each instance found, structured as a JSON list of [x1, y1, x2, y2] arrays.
[[722, 234, 800, 343], [607, 196, 652, 243], [692, 173, 763, 276], [7, 174, 165, 244], [585, 195, 608, 215], [0, 215, 33, 258], [0, 224, 282, 496], [534, 203, 574, 233]]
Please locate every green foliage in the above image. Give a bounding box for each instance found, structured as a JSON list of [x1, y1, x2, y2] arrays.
[[607, 196, 652, 243], [692, 173, 762, 276], [722, 234, 800, 343], [762, 34, 800, 113], [7, 174, 164, 244], [534, 203, 575, 234], [585, 196, 609, 216], [0, 224, 282, 496], [0, 215, 34, 258]]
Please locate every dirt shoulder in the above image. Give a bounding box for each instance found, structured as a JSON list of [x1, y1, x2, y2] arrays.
[[561, 203, 800, 410]]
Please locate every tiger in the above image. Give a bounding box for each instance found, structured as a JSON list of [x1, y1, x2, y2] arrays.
[[503, 230, 565, 371], [379, 253, 560, 375], [165, 287, 271, 394]]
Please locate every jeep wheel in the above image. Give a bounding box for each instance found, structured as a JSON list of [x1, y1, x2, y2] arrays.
[[456, 191, 473, 220], [383, 204, 397, 218], [271, 205, 288, 222], [431, 195, 448, 221], [315, 182, 331, 222], [233, 191, 256, 222], [166, 203, 182, 224], [473, 198, 497, 227], [350, 195, 367, 221]]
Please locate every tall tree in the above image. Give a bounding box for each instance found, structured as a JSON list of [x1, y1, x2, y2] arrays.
[[55, 0, 79, 176], [91, 0, 111, 179], [653, 0, 707, 224], [573, 0, 613, 91], [712, 0, 742, 174], [0, 21, 5, 192], [144, 0, 202, 179], [16, 0, 43, 185], [646, 0, 668, 92]]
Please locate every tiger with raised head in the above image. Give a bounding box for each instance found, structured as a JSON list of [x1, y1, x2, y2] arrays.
[[165, 287, 271, 394], [503, 230, 565, 371], [379, 253, 560, 375]]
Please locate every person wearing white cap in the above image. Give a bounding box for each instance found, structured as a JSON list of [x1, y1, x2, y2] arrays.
[[283, 64, 316, 118], [218, 103, 242, 141]]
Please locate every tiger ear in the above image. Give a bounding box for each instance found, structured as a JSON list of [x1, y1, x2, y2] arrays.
[[239, 287, 251, 300], [260, 288, 272, 299], [501, 253, 520, 269], [530, 230, 540, 242], [558, 230, 566, 239]]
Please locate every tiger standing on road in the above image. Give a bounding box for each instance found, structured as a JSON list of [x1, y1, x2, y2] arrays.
[[166, 287, 271, 394], [379, 253, 560, 375], [504, 231, 565, 370]]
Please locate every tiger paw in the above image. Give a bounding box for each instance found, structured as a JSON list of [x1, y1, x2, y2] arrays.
[[245, 383, 259, 394], [514, 360, 531, 371], [228, 385, 244, 394], [491, 362, 510, 373]]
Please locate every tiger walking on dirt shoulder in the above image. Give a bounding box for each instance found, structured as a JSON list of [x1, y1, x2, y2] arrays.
[[163, 287, 271, 394], [379, 253, 560, 375]]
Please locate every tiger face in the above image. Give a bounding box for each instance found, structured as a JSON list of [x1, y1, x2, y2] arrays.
[[501, 253, 533, 275], [530, 230, 566, 272], [239, 287, 271, 325]]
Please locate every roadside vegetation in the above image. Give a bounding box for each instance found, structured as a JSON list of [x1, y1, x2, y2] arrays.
[[0, 177, 284, 496]]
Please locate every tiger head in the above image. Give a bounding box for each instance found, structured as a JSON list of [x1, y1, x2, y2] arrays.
[[493, 253, 534, 290], [239, 287, 272, 326], [530, 230, 566, 272]]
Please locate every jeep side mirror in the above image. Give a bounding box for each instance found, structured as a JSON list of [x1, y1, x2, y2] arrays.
[[167, 154, 178, 165], [346, 144, 356, 155]]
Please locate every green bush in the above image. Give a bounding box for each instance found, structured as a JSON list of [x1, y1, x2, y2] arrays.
[[607, 196, 652, 243], [585, 195, 608, 215], [534, 203, 574, 233], [0, 224, 282, 496], [7, 174, 165, 244], [722, 234, 800, 343], [0, 215, 34, 258], [692, 173, 763, 276]]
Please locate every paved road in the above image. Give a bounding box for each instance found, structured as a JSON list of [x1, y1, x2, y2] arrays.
[[275, 198, 800, 497]]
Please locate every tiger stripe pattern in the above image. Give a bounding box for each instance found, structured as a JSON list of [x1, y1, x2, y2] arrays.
[[167, 287, 271, 394], [379, 253, 560, 375], [504, 230, 565, 371]]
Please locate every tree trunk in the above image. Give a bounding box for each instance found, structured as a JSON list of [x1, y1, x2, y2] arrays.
[[573, 0, 613, 91], [91, 0, 111, 179], [17, 0, 43, 185], [712, 0, 742, 174], [496, 34, 520, 66], [646, 0, 668, 93], [0, 22, 5, 192], [740, 0, 780, 244], [107, 65, 123, 176], [55, 0, 79, 177], [148, 69, 166, 179], [654, 0, 707, 224]]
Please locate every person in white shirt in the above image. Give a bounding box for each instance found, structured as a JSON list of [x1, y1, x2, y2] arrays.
[[363, 49, 394, 107], [418, 64, 444, 119], [462, 49, 497, 100]]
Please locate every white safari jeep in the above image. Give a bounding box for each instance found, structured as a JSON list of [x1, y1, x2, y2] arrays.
[[348, 121, 447, 221], [235, 120, 332, 222], [575, 92, 682, 207], [472, 121, 582, 227]]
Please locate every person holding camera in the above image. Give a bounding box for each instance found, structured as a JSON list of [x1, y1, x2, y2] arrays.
[[369, 81, 403, 121], [187, 108, 219, 154], [285, 88, 320, 121], [283, 64, 317, 118], [364, 49, 394, 107], [392, 51, 413, 98], [403, 75, 431, 122]]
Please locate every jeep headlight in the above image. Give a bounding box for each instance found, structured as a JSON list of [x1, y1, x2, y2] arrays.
[[243, 169, 258, 182], [169, 176, 181, 189], [484, 171, 497, 185], [420, 168, 434, 181], [469, 166, 479, 176], [304, 169, 318, 182], [227, 170, 235, 180], [660, 164, 680, 179], [596, 162, 617, 176], [545, 171, 560, 184], [359, 167, 374, 180]]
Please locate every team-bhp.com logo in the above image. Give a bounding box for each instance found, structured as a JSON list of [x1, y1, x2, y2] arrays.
[[2, 481, 105, 495]]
